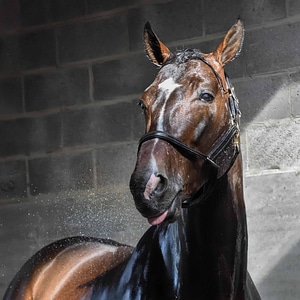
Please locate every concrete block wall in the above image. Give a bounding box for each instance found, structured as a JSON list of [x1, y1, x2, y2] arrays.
[[0, 0, 299, 298]]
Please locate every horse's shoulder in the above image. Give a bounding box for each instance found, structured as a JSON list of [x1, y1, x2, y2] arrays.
[[4, 236, 133, 300]]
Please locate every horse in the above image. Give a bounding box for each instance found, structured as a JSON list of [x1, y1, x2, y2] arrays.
[[4, 19, 261, 299]]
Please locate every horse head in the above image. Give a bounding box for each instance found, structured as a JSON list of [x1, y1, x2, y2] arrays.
[[130, 20, 244, 226]]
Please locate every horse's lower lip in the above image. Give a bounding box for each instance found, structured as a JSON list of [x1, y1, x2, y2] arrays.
[[147, 191, 182, 225], [147, 210, 168, 225]]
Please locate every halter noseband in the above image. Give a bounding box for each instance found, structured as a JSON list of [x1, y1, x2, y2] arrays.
[[137, 59, 241, 208]]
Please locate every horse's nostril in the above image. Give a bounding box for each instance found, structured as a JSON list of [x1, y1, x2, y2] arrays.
[[143, 173, 168, 200], [155, 174, 168, 195]]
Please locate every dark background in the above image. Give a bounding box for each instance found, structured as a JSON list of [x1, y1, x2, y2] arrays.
[[0, 0, 300, 298]]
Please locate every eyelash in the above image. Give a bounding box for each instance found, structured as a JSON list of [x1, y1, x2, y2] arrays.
[[199, 92, 214, 102]]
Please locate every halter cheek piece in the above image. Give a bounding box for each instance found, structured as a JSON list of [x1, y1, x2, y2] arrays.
[[138, 57, 241, 208]]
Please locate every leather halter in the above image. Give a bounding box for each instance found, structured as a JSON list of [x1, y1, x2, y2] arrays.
[[138, 59, 241, 208]]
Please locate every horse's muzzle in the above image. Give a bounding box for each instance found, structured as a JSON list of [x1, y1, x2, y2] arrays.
[[129, 171, 177, 222]]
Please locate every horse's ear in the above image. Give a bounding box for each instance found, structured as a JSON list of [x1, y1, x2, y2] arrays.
[[144, 22, 172, 66], [213, 19, 244, 66]]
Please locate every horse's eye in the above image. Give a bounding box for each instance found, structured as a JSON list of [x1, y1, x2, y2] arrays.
[[200, 93, 214, 102], [138, 100, 147, 110]]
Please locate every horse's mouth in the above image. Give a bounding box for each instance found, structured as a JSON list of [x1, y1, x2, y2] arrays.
[[147, 210, 168, 225], [147, 192, 181, 226]]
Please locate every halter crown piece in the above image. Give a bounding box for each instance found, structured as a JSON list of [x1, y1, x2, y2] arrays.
[[138, 56, 241, 208]]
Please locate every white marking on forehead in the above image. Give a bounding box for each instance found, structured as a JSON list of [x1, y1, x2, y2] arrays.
[[158, 78, 181, 99], [157, 78, 181, 130]]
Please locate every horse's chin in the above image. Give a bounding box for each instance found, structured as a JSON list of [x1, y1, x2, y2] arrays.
[[147, 192, 182, 226]]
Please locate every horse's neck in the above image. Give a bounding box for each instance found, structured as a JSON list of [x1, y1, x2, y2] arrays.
[[182, 155, 248, 298], [91, 222, 186, 299], [125, 157, 248, 299], [92, 158, 248, 299]]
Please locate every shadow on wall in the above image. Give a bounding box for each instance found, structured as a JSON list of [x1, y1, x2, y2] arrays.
[[237, 77, 300, 173], [236, 74, 296, 126], [259, 237, 300, 299], [245, 169, 300, 299]]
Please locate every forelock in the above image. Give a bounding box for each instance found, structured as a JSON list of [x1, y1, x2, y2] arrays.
[[168, 48, 204, 64]]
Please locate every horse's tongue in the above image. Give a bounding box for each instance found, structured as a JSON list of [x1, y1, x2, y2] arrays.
[[147, 211, 168, 226]]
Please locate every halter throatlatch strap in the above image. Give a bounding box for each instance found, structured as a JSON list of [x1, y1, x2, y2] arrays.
[[137, 74, 240, 208]]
